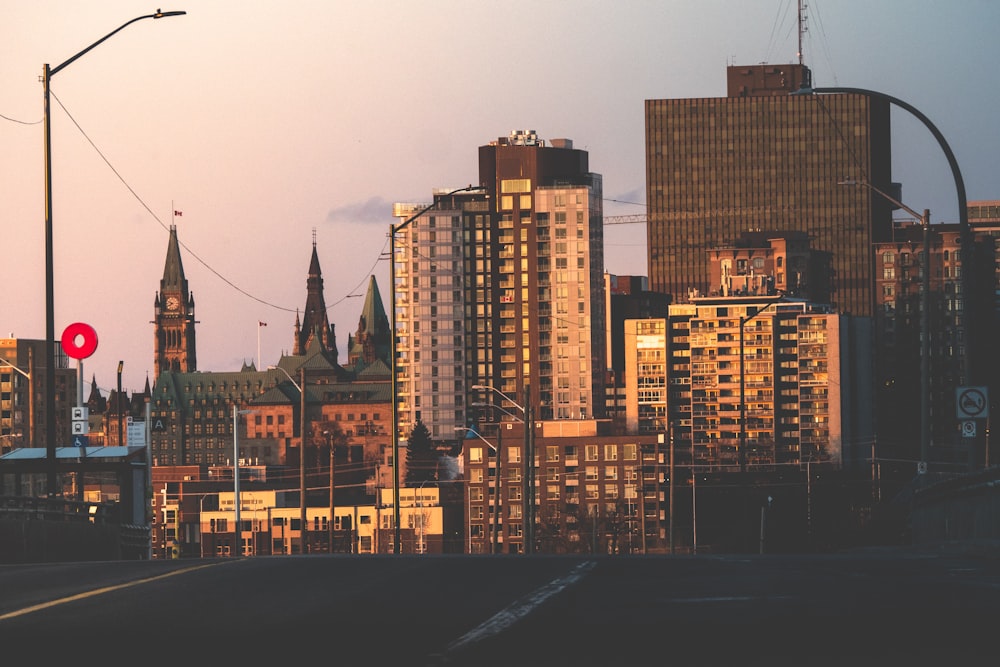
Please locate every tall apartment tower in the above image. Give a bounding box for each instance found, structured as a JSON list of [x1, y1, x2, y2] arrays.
[[154, 225, 197, 379], [474, 131, 607, 422], [394, 132, 607, 442], [645, 64, 893, 319], [392, 189, 490, 441]]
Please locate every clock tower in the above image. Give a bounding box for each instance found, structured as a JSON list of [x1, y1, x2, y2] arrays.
[[154, 225, 197, 379]]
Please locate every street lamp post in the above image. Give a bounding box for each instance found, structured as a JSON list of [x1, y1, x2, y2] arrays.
[[841, 180, 932, 474], [42, 9, 185, 496], [389, 185, 485, 554], [269, 365, 309, 552], [792, 85, 970, 389], [739, 294, 785, 473], [0, 355, 33, 451], [232, 406, 257, 557], [471, 384, 534, 554], [456, 422, 502, 554], [323, 430, 335, 553]]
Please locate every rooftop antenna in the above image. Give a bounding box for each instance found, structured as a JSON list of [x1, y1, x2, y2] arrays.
[[797, 0, 808, 66], [312, 226, 317, 248]]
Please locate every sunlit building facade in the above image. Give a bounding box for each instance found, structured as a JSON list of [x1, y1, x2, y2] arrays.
[[624, 297, 874, 471], [644, 63, 893, 319]]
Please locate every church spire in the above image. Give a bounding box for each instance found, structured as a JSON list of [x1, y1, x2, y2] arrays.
[[294, 232, 335, 356], [348, 275, 391, 367]]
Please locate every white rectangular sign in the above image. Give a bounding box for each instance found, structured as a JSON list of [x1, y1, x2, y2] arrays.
[[126, 421, 147, 447]]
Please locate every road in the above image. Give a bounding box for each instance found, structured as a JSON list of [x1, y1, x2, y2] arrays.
[[1, 549, 997, 665]]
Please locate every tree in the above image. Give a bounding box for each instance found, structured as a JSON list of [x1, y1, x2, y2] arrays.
[[404, 418, 439, 485]]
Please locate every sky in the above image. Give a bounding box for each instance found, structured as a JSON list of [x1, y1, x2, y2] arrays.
[[3, 0, 999, 396]]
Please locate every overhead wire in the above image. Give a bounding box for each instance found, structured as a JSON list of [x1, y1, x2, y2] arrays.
[[49, 90, 380, 316]]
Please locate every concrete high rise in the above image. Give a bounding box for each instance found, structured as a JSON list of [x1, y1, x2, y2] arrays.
[[644, 63, 893, 319], [391, 189, 490, 442], [473, 131, 607, 422], [395, 131, 607, 442]]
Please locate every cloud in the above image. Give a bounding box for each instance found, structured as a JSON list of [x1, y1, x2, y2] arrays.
[[326, 196, 394, 225]]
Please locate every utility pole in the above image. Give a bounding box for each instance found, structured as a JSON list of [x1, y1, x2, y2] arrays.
[[328, 432, 335, 553], [523, 385, 535, 555], [666, 429, 674, 555], [300, 365, 308, 553], [494, 423, 503, 554]]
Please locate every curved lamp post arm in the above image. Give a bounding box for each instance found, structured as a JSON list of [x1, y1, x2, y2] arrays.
[[793, 84, 971, 389], [0, 358, 29, 379], [793, 85, 966, 229], [50, 11, 187, 78], [470, 384, 525, 416], [268, 365, 302, 393]]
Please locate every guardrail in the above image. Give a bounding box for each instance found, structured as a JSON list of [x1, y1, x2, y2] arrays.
[[0, 496, 149, 563]]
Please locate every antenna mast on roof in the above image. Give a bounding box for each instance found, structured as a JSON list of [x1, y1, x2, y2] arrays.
[[797, 0, 808, 66]]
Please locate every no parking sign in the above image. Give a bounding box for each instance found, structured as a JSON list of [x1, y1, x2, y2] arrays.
[[956, 386, 988, 420]]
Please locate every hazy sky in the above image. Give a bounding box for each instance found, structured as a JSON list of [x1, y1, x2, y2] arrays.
[[4, 0, 998, 396]]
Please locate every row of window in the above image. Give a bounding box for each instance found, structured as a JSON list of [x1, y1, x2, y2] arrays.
[[467, 443, 639, 464]]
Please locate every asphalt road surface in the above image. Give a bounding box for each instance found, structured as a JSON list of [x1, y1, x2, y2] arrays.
[[1, 549, 997, 665]]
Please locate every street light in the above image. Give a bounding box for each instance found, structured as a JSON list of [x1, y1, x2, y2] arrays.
[[0, 355, 33, 450], [455, 424, 502, 554], [471, 384, 535, 554], [389, 184, 485, 554], [739, 293, 785, 473], [841, 179, 932, 475], [233, 406, 257, 557], [791, 84, 971, 388], [42, 9, 186, 496], [269, 365, 309, 552], [323, 429, 336, 553]]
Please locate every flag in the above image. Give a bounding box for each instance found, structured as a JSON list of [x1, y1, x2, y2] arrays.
[[259, 321, 267, 327], [173, 210, 182, 217]]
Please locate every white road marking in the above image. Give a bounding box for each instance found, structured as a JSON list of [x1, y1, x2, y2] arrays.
[[440, 560, 597, 656]]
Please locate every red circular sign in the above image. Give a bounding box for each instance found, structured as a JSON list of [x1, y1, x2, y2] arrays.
[[61, 322, 99, 360]]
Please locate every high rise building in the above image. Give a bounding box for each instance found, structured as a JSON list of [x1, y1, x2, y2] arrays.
[[472, 131, 607, 422], [392, 189, 490, 442], [644, 63, 893, 319], [395, 131, 608, 442]]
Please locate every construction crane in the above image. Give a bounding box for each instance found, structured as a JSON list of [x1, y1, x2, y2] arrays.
[[604, 214, 647, 225]]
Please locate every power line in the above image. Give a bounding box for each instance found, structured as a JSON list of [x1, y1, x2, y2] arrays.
[[50, 91, 377, 317]]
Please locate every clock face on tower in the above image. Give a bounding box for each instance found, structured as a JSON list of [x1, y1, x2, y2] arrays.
[[166, 296, 180, 311]]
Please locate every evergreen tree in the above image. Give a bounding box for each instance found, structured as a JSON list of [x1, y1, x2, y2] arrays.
[[404, 418, 439, 485]]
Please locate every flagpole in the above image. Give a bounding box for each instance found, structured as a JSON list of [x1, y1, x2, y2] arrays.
[[257, 322, 261, 370]]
